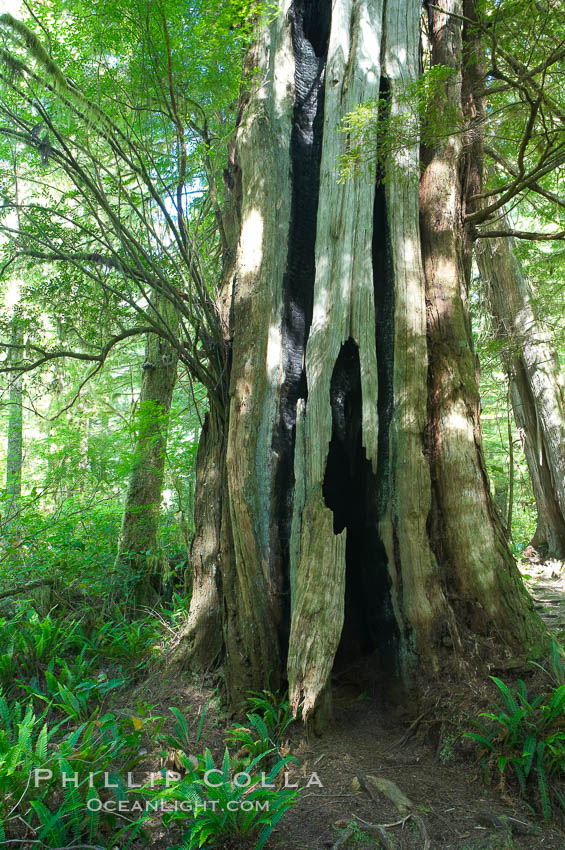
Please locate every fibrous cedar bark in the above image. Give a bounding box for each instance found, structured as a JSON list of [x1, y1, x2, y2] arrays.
[[115, 315, 179, 602], [185, 0, 545, 720], [475, 228, 565, 557]]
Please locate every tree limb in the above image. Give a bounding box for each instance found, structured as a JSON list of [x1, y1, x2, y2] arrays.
[[0, 326, 153, 374], [0, 579, 53, 600], [474, 228, 565, 241]]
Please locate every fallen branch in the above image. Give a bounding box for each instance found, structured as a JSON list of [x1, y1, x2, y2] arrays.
[[353, 818, 395, 850], [366, 824, 394, 850], [341, 810, 431, 850], [0, 579, 53, 600], [410, 812, 431, 850]]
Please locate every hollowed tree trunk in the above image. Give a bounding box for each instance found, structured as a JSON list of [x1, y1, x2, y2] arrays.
[[185, 0, 544, 720], [475, 228, 565, 558]]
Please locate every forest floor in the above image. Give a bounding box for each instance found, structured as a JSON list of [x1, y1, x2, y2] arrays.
[[117, 554, 565, 850], [3, 554, 564, 850]]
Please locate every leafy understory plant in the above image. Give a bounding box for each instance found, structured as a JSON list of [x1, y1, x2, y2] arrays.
[[137, 747, 299, 850], [227, 690, 295, 764], [88, 608, 160, 664], [0, 608, 84, 688], [21, 662, 126, 722], [0, 690, 145, 847], [466, 641, 565, 822], [226, 713, 275, 762], [245, 690, 294, 743], [0, 693, 55, 840], [158, 699, 212, 758]]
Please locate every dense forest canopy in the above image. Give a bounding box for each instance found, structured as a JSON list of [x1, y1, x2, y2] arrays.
[[0, 0, 564, 848]]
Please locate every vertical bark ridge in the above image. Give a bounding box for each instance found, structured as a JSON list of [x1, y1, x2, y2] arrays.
[[380, 0, 453, 675], [223, 3, 296, 703], [372, 81, 394, 522]]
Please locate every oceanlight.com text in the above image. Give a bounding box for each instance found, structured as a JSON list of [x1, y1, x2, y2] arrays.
[[86, 799, 272, 813]]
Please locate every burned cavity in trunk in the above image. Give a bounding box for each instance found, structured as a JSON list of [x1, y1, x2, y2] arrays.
[[272, 0, 331, 649], [323, 114, 399, 692]]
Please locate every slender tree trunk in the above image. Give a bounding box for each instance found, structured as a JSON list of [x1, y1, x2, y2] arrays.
[[475, 228, 565, 557], [5, 158, 24, 520], [5, 315, 23, 524], [44, 364, 63, 499], [185, 0, 544, 722], [506, 384, 515, 540], [115, 317, 179, 601], [173, 405, 226, 669]]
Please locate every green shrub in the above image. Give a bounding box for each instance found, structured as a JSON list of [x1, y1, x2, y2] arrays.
[[0, 689, 145, 847], [0, 693, 55, 840], [0, 607, 85, 689], [159, 701, 211, 755], [138, 747, 299, 850], [88, 607, 160, 663], [244, 690, 294, 743], [226, 690, 295, 764], [0, 502, 122, 600], [226, 713, 277, 762], [466, 641, 565, 821]]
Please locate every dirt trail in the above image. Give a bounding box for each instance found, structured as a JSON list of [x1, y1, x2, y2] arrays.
[[269, 557, 565, 849], [270, 688, 565, 849], [131, 557, 565, 850], [521, 555, 565, 640]]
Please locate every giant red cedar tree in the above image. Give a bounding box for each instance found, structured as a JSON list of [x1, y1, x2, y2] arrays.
[[180, 0, 544, 721]]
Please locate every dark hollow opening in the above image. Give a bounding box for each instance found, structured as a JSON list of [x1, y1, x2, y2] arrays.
[[323, 74, 400, 696], [373, 76, 395, 522], [272, 0, 332, 654], [323, 339, 399, 695]]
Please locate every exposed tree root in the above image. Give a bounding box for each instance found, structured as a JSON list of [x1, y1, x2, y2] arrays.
[[333, 811, 431, 850], [331, 827, 354, 849]]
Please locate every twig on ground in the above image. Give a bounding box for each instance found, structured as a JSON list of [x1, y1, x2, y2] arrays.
[[382, 708, 431, 751], [354, 814, 410, 829]]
